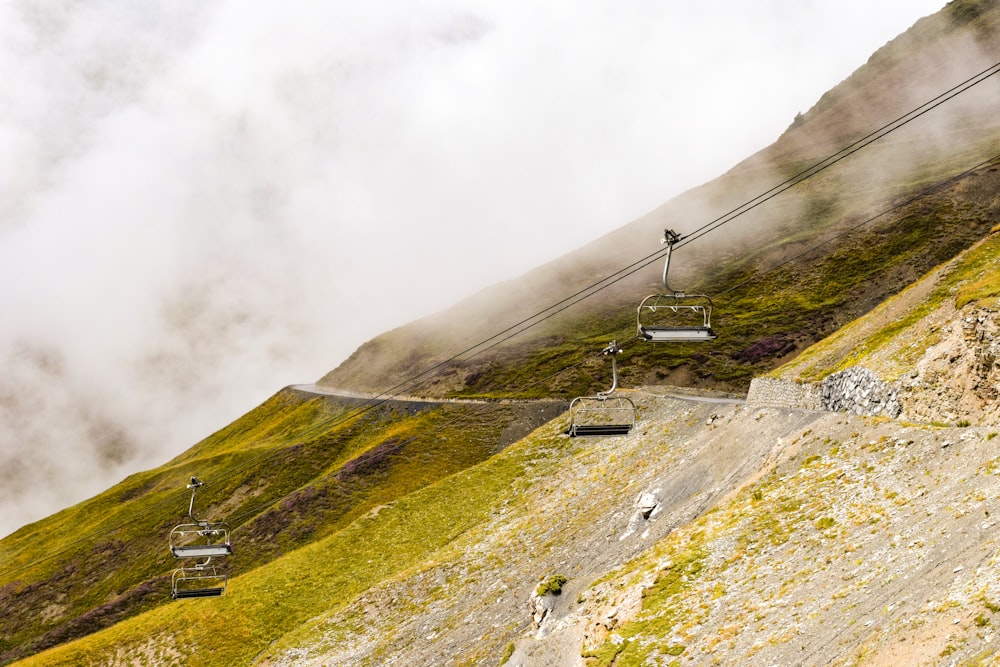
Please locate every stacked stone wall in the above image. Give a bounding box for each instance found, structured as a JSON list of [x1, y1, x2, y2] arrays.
[[748, 366, 901, 418], [820, 366, 902, 418]]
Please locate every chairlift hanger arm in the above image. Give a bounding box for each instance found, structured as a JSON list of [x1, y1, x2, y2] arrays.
[[186, 477, 205, 523], [660, 229, 683, 295], [597, 340, 624, 396]]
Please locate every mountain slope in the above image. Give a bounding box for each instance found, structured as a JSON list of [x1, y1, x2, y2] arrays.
[[769, 223, 1000, 426], [10, 226, 1000, 665], [0, 389, 563, 665], [320, 0, 1000, 399], [4, 1, 1000, 665]]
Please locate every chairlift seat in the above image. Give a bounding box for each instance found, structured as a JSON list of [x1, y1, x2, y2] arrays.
[[169, 522, 232, 560], [639, 326, 717, 342], [566, 393, 636, 438], [173, 586, 225, 599], [171, 544, 233, 559], [568, 423, 633, 437], [171, 564, 227, 600]]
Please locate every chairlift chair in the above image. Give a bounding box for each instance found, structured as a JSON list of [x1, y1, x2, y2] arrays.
[[171, 561, 227, 599], [637, 229, 717, 342], [567, 341, 637, 437], [169, 477, 233, 559]]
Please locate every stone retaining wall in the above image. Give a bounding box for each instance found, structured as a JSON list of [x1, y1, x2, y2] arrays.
[[747, 366, 901, 418], [746, 377, 823, 410]]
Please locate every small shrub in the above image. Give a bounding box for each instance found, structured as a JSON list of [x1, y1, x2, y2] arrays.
[[815, 517, 836, 531], [536, 574, 568, 597]]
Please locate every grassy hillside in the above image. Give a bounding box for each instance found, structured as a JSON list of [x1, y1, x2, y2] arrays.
[[7, 392, 823, 667], [21, 393, 1000, 665], [8, 404, 579, 666], [772, 223, 1000, 384], [0, 389, 564, 665], [6, 1, 1000, 664]]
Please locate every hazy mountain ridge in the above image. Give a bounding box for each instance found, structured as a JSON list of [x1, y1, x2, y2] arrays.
[[319, 0, 1000, 400], [5, 1, 1000, 665]]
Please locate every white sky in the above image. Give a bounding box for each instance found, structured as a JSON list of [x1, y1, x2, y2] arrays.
[[0, 0, 946, 536]]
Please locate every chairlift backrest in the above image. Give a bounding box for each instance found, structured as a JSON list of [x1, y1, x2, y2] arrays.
[[637, 293, 716, 341], [170, 523, 233, 559]]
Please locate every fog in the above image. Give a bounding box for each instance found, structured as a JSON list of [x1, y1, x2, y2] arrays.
[[0, 0, 945, 537]]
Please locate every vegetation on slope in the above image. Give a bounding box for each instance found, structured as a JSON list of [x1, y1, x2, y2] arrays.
[[9, 409, 577, 667], [775, 223, 1000, 383], [6, 1, 1000, 664], [418, 156, 1000, 399], [0, 389, 563, 665]]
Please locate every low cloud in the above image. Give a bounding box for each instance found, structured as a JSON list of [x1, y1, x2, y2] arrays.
[[0, 0, 945, 536]]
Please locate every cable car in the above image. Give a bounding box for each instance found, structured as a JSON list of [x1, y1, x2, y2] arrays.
[[567, 340, 637, 437], [637, 229, 717, 342], [169, 477, 233, 559], [171, 562, 227, 599]]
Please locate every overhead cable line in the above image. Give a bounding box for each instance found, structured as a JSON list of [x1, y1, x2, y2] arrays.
[[676, 59, 1000, 250]]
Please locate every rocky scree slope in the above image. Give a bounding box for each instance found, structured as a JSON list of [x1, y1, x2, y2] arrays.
[[258, 235, 1000, 667], [253, 401, 1000, 666]]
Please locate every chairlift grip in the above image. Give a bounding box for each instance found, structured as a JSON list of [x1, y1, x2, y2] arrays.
[[661, 229, 683, 295], [597, 340, 623, 396], [186, 477, 206, 525]]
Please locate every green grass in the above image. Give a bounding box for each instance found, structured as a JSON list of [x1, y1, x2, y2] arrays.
[[536, 574, 569, 597], [13, 425, 572, 666], [582, 536, 709, 667], [0, 390, 560, 665], [774, 228, 1000, 382]]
